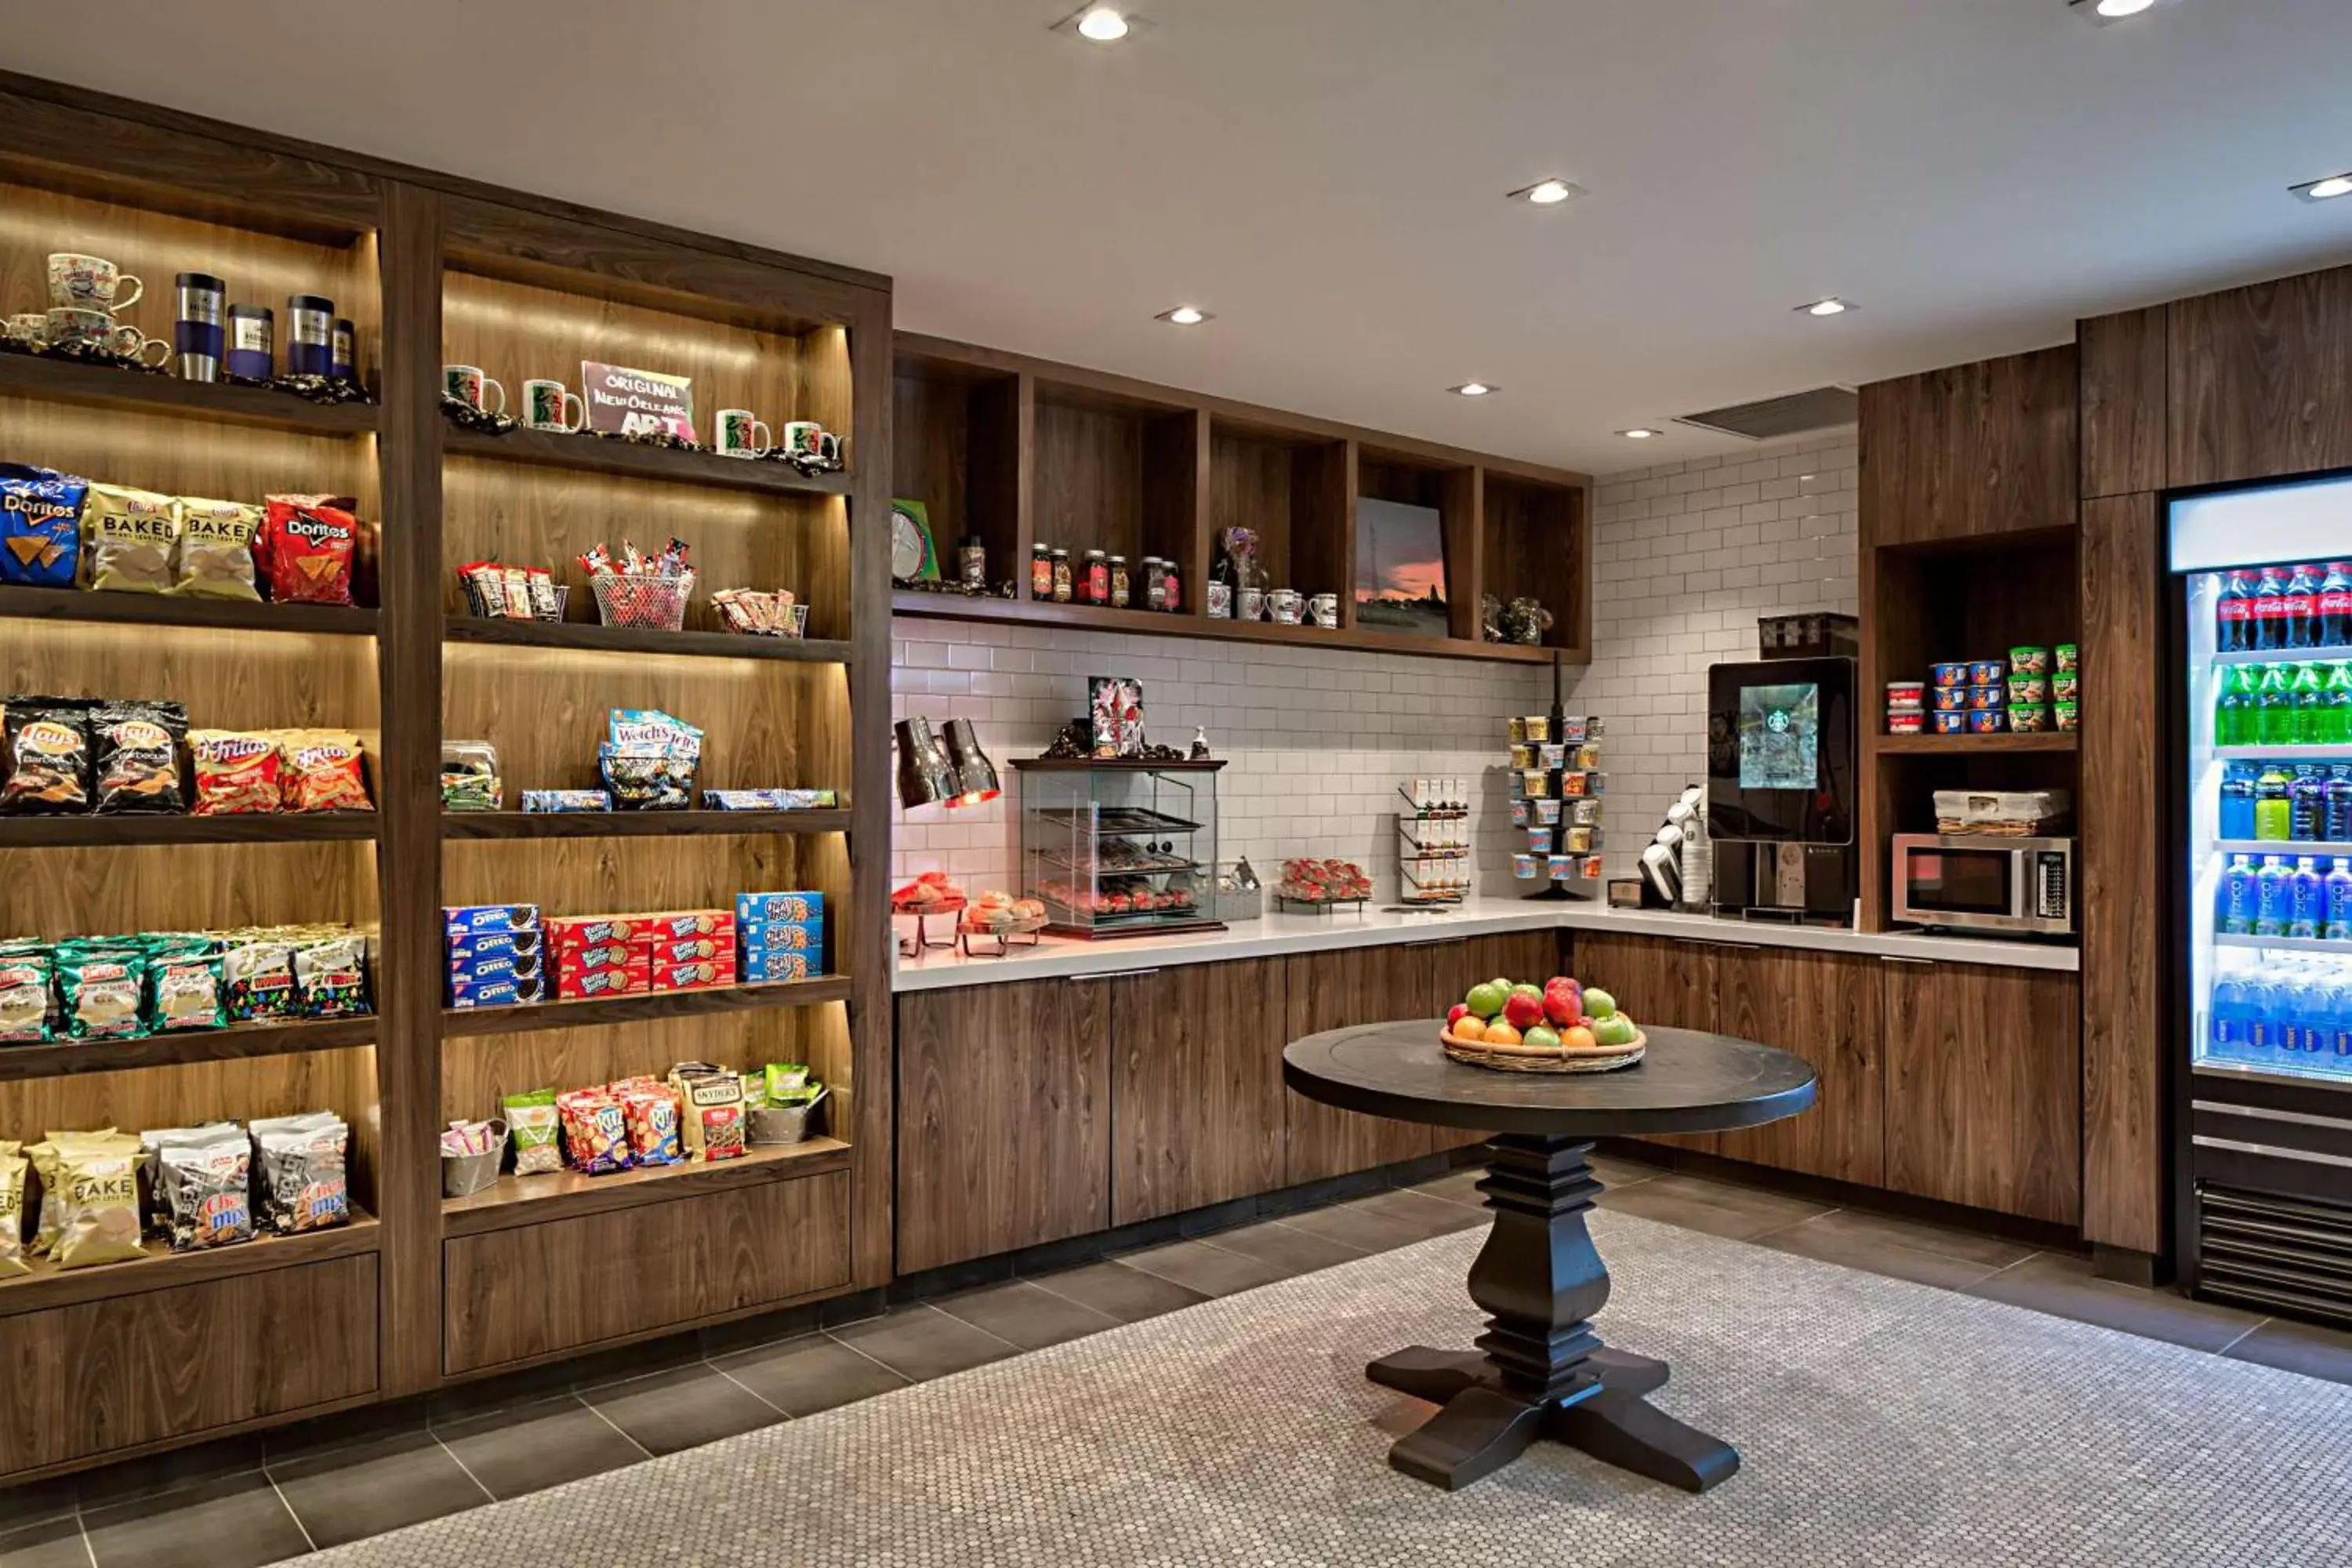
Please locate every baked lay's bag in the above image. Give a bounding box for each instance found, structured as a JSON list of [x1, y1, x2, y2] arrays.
[[171, 497, 263, 601], [0, 463, 85, 587], [261, 495, 357, 605], [82, 483, 180, 594], [0, 1144, 28, 1278]]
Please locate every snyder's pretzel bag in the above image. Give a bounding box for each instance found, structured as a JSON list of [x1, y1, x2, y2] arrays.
[[171, 497, 263, 601], [261, 495, 357, 604], [82, 483, 180, 594], [190, 729, 280, 815], [0, 463, 85, 588], [278, 730, 372, 812], [93, 700, 187, 815], [2, 699, 94, 815]]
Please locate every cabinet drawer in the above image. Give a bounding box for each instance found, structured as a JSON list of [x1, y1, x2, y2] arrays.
[[0, 1254, 377, 1480], [444, 1169, 851, 1374]]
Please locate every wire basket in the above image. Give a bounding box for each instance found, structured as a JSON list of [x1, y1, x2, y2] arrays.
[[591, 571, 694, 630]]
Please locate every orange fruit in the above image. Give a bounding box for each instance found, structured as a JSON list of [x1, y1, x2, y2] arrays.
[[1484, 1021, 1523, 1047], [1563, 1025, 1598, 1051], [1451, 1015, 1486, 1043]]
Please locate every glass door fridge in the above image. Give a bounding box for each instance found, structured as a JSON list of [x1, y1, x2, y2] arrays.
[[2172, 474, 2352, 1324]]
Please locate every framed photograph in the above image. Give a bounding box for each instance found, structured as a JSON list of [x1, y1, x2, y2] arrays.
[[1354, 496, 1450, 637], [890, 499, 941, 582], [1089, 676, 1144, 757]]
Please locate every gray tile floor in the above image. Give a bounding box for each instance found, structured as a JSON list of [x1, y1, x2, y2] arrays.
[[8, 1148, 2347, 1566]]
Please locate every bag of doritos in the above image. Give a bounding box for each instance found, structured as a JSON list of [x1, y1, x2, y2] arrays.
[[0, 464, 85, 588], [261, 495, 357, 605]]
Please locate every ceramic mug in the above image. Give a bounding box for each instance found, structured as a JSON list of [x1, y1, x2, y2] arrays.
[[716, 408, 772, 457], [1308, 592, 1339, 628], [2, 313, 46, 348], [780, 419, 822, 457], [521, 378, 586, 432], [48, 252, 142, 312], [46, 307, 168, 365], [444, 365, 506, 414]]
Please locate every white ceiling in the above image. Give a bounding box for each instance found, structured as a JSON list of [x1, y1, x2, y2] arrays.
[[11, 0, 2352, 474]]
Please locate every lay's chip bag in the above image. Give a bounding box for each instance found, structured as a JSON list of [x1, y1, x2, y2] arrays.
[[0, 463, 86, 588]]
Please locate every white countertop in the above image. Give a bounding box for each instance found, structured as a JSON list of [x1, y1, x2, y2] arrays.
[[889, 895, 2079, 992]]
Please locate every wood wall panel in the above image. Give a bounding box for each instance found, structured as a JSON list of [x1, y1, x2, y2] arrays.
[[1434, 931, 1563, 1152], [1711, 947, 1883, 1185], [2171, 265, 2352, 489], [2079, 307, 2169, 499], [1883, 961, 2082, 1225], [1860, 345, 2078, 548], [2079, 491, 2166, 1252], [1109, 959, 1284, 1225], [442, 1169, 848, 1374], [1569, 932, 1721, 1152], [895, 982, 1108, 1274], [0, 1254, 376, 1479], [1283, 944, 1438, 1182]]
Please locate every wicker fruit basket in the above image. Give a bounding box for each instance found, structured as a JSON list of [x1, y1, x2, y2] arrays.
[[1440, 1026, 1646, 1073]]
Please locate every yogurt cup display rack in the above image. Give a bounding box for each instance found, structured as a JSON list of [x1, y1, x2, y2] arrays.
[[1508, 712, 1607, 897]]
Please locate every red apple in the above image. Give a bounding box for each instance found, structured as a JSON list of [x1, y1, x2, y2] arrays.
[[1447, 1002, 1471, 1027], [1503, 991, 1546, 1031], [1542, 977, 1581, 1026]]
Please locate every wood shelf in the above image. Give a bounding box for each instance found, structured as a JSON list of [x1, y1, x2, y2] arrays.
[[0, 1015, 376, 1083], [889, 590, 1567, 666], [444, 615, 851, 663], [442, 1137, 851, 1236], [444, 426, 850, 498], [441, 975, 853, 1038], [442, 808, 848, 839], [0, 585, 380, 637], [0, 812, 379, 848], [0, 350, 379, 434], [0, 1213, 379, 1319], [1871, 732, 2079, 756]]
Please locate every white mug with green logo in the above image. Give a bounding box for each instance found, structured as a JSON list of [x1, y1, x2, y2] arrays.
[[717, 408, 772, 458], [522, 378, 586, 432], [444, 365, 506, 414]]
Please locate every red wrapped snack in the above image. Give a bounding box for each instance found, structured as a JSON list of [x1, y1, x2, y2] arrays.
[[262, 495, 357, 605], [623, 1085, 683, 1166], [189, 729, 281, 816], [556, 1087, 631, 1174], [278, 730, 372, 812]]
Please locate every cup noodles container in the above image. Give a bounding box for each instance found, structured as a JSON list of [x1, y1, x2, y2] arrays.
[[2055, 699, 2080, 731], [1886, 710, 1925, 735], [1931, 710, 1968, 734], [1885, 682, 1925, 712], [1967, 684, 2003, 712], [737, 891, 823, 924], [1967, 708, 2008, 734], [2053, 671, 2080, 701], [1545, 854, 1573, 880], [2009, 704, 2051, 734], [1510, 799, 1530, 826], [2056, 643, 2079, 673], [2009, 645, 2051, 676], [1929, 662, 1971, 689], [1969, 660, 2006, 686], [1512, 853, 1540, 880], [1536, 798, 1563, 825], [1930, 685, 1968, 713], [1528, 827, 1555, 854]]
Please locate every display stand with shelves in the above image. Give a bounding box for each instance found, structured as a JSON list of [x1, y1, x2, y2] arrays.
[[1011, 759, 1223, 939]]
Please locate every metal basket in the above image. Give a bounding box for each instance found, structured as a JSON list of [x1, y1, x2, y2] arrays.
[[441, 1147, 504, 1196], [750, 1088, 826, 1145], [591, 571, 695, 630]]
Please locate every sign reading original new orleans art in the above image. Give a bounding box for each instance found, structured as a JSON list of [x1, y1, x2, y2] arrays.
[[579, 361, 696, 440]]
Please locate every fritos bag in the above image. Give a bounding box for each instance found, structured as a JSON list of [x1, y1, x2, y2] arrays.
[[277, 730, 372, 812], [171, 497, 263, 601], [82, 483, 179, 594], [189, 729, 280, 815], [261, 495, 357, 605]]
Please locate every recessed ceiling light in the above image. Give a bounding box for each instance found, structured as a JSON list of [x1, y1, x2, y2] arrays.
[[1798, 297, 1855, 318], [2070, 0, 2176, 24], [1618, 428, 1661, 440], [2293, 172, 2352, 202], [1507, 179, 1585, 206], [1156, 306, 1211, 325], [1450, 383, 1497, 397], [1076, 6, 1129, 40]]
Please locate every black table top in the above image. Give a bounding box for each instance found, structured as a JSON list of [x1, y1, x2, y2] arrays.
[[1282, 1021, 1818, 1137]]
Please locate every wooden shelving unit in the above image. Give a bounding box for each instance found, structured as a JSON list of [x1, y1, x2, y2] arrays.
[[1871, 732, 2079, 756], [0, 72, 889, 1484], [889, 335, 1590, 665]]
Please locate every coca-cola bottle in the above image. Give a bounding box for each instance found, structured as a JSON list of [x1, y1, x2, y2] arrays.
[[2216, 570, 2253, 653], [2320, 562, 2352, 649], [2253, 565, 2291, 652], [2285, 563, 2323, 650]]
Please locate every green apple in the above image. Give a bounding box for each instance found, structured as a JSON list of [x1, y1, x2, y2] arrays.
[[1510, 982, 1543, 1001], [1523, 1025, 1561, 1051], [1465, 981, 1508, 1018], [1490, 977, 1514, 999], [1594, 1014, 1639, 1047], [1582, 988, 1617, 1021]]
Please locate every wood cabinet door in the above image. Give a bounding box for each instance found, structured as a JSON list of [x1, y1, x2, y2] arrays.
[[1710, 946, 1884, 1185], [2171, 265, 2352, 489], [1284, 944, 1439, 1183], [1428, 931, 1567, 1150], [895, 979, 1110, 1273], [1568, 932, 1721, 1152], [1109, 959, 1286, 1226], [1882, 960, 2082, 1225], [1860, 346, 2078, 548]]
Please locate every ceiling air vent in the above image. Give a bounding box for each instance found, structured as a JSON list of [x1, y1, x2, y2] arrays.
[[1674, 386, 1857, 442]]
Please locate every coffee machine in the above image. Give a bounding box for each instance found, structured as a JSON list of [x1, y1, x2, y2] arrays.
[[1704, 655, 1857, 925]]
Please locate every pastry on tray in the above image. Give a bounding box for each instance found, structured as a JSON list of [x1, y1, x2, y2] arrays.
[[891, 871, 967, 913]]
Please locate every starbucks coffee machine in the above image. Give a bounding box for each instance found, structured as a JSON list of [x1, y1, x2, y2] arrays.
[[1704, 655, 1858, 925]]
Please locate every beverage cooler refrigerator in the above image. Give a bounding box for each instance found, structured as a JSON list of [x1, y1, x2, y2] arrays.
[[2173, 474, 2352, 1324]]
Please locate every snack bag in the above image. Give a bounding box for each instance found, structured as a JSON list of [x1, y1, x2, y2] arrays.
[[56, 943, 146, 1040], [0, 948, 52, 1043], [261, 495, 358, 605], [92, 700, 188, 815], [0, 463, 85, 587], [292, 933, 368, 1018], [667, 1062, 746, 1161], [249, 1112, 350, 1233], [148, 942, 227, 1033], [27, 1130, 132, 1254], [278, 730, 372, 812], [557, 1088, 631, 1174], [49, 1142, 143, 1269], [143, 1124, 253, 1250], [82, 483, 180, 594], [622, 1084, 683, 1167], [1, 699, 94, 815], [503, 1087, 562, 1175], [189, 729, 281, 815], [0, 1146, 28, 1278], [222, 938, 299, 1021], [440, 740, 500, 811], [171, 498, 263, 601]]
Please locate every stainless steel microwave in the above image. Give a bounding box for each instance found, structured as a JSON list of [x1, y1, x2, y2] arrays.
[[1889, 833, 2074, 936]]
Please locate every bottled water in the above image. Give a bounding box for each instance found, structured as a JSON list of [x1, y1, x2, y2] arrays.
[[2211, 971, 2253, 1060], [2292, 856, 2326, 939], [2256, 855, 2294, 937], [2327, 858, 2352, 942]]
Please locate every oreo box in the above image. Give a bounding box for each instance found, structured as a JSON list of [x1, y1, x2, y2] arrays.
[[445, 927, 543, 964], [736, 918, 822, 953], [742, 948, 818, 983], [736, 891, 822, 924], [448, 972, 546, 1009], [444, 903, 540, 935], [447, 950, 543, 985]]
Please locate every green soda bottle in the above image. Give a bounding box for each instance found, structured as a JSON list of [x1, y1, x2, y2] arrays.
[[2218, 664, 2259, 746], [2325, 662, 2352, 746], [2296, 662, 2329, 744], [2258, 663, 2296, 746]]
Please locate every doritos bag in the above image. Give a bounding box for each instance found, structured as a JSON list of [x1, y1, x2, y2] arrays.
[[262, 495, 357, 605]]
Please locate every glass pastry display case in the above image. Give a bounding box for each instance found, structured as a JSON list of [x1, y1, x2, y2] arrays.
[[1011, 760, 1225, 939]]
